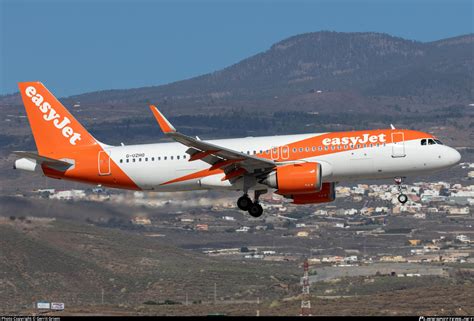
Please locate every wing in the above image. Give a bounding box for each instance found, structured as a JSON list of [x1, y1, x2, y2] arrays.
[[149, 105, 276, 182]]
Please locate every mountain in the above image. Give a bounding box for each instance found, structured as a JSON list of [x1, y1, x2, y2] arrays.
[[1, 32, 473, 150], [62, 31, 473, 106]]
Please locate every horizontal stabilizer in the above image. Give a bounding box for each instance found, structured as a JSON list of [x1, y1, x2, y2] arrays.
[[12, 151, 74, 171]]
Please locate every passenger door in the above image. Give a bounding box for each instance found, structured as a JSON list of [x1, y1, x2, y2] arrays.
[[391, 132, 406, 158]]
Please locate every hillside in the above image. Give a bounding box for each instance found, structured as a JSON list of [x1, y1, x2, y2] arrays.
[[0, 31, 472, 151], [62, 32, 472, 104], [2, 32, 472, 106], [0, 213, 298, 312]]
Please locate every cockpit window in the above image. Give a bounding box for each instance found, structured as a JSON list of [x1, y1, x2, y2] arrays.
[[434, 139, 443, 145], [421, 139, 427, 145], [428, 139, 435, 145]]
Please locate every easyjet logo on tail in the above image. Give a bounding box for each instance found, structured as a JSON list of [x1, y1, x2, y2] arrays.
[[25, 86, 81, 145], [322, 133, 386, 146]]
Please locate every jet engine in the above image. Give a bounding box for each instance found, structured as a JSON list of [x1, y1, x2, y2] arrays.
[[261, 162, 322, 195]]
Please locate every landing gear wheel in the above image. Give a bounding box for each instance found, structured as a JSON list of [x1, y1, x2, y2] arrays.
[[237, 195, 252, 211], [248, 203, 264, 218], [398, 194, 408, 204]]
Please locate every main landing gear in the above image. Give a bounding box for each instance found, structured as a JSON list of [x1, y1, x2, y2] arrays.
[[237, 190, 266, 218], [394, 177, 408, 204]]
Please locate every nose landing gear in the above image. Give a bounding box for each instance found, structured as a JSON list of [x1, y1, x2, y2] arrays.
[[394, 177, 408, 204], [397, 194, 408, 204], [237, 190, 266, 217]]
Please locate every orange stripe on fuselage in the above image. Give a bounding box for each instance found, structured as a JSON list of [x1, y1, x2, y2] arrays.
[[255, 129, 433, 162], [159, 129, 433, 186], [160, 167, 224, 186]]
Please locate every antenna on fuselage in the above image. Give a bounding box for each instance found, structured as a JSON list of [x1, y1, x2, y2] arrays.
[[390, 124, 396, 130]]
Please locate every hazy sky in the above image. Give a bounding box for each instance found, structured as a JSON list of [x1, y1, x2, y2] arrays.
[[1, 0, 472, 96]]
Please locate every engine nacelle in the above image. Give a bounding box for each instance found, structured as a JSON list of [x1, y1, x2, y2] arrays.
[[291, 182, 336, 204], [262, 162, 322, 195]]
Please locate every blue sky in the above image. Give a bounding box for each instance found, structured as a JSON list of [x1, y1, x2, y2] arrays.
[[1, 0, 472, 97]]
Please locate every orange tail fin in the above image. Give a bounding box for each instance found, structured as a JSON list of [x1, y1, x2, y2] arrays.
[[18, 82, 99, 157]]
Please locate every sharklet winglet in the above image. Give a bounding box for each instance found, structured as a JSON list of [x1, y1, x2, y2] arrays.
[[149, 105, 176, 134]]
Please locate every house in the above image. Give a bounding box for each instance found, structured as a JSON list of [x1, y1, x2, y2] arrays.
[[448, 207, 470, 215], [408, 239, 421, 246], [380, 255, 406, 263], [456, 235, 470, 243], [196, 224, 209, 231], [131, 216, 151, 225], [296, 231, 309, 238]]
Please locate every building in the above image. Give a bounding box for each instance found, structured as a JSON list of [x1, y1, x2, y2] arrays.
[[196, 224, 209, 231], [344, 255, 358, 263], [408, 239, 421, 246], [131, 216, 151, 225], [50, 189, 86, 200], [456, 235, 470, 243], [380, 255, 406, 263], [447, 207, 470, 215], [297, 231, 309, 238]]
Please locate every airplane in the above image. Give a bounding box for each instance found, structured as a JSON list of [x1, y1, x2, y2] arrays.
[[13, 82, 461, 217]]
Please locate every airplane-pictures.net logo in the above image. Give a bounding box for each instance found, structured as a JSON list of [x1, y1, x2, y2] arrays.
[[322, 133, 387, 146], [25, 86, 82, 145]]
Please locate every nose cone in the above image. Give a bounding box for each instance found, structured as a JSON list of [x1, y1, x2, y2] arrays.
[[447, 147, 461, 166]]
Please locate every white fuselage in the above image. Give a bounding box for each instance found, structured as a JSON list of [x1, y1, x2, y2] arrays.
[[102, 132, 460, 192]]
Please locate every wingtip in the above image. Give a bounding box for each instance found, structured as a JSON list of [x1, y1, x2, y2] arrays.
[[149, 105, 176, 134]]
